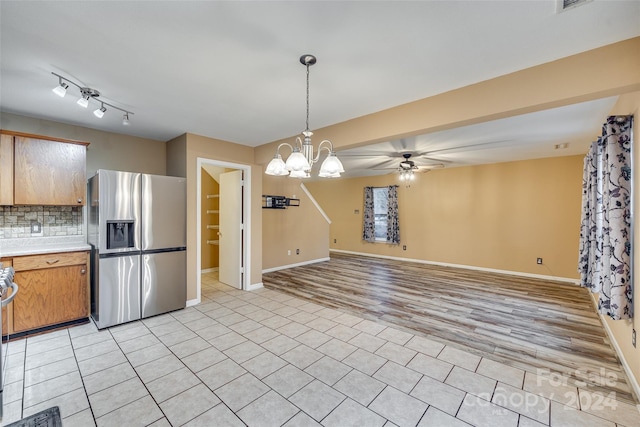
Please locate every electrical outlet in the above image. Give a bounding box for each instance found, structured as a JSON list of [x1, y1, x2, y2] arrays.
[[536, 258, 543, 265], [30, 221, 43, 236], [334, 239, 337, 244], [633, 329, 636, 348], [287, 250, 291, 256], [403, 245, 407, 250], [296, 249, 300, 255]]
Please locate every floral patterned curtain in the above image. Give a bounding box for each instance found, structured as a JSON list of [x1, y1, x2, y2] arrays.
[[578, 115, 633, 320], [362, 186, 376, 242], [386, 185, 400, 244]]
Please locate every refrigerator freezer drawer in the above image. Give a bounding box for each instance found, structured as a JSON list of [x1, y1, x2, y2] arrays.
[[93, 254, 141, 329], [141, 250, 186, 319]]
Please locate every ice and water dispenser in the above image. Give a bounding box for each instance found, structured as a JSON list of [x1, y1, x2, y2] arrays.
[[106, 220, 135, 249]]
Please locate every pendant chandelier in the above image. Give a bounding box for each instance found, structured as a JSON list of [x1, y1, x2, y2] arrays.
[[265, 55, 344, 178]]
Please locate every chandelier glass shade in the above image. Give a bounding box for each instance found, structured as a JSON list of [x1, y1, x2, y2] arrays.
[[265, 55, 344, 178]]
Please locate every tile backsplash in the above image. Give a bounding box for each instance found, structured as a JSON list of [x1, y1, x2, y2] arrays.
[[0, 206, 83, 239]]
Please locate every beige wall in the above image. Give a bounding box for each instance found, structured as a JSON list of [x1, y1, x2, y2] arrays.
[[602, 91, 640, 389], [306, 155, 584, 279], [166, 134, 187, 178], [262, 176, 329, 270], [0, 112, 167, 177], [201, 170, 219, 270], [183, 133, 262, 299]]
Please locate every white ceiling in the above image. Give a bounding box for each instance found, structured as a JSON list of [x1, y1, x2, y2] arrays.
[[1, 1, 639, 176]]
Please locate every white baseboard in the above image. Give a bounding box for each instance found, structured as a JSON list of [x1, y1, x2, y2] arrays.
[[591, 295, 640, 409], [246, 282, 264, 291], [186, 298, 200, 307], [329, 249, 579, 284], [262, 257, 330, 273], [201, 267, 219, 273]]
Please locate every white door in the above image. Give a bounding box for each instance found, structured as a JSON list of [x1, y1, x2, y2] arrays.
[[219, 170, 243, 288]]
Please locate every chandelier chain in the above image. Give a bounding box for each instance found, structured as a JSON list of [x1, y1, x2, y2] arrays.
[[305, 64, 310, 133]]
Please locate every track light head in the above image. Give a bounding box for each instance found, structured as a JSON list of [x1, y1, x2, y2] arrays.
[[122, 113, 130, 125], [52, 78, 69, 98], [77, 87, 100, 108], [93, 103, 107, 118], [77, 95, 89, 108]]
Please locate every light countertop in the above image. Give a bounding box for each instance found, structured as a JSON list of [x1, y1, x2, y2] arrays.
[[0, 236, 90, 258]]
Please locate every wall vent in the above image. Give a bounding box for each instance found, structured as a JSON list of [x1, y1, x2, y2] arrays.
[[556, 0, 591, 13]]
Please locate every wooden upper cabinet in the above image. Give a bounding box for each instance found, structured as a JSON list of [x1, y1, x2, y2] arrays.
[[0, 134, 13, 205], [13, 135, 88, 206]]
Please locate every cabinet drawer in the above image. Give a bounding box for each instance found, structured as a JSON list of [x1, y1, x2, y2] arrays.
[[13, 252, 87, 271]]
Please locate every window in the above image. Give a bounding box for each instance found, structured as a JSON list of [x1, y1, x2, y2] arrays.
[[373, 187, 389, 241], [363, 186, 400, 244]]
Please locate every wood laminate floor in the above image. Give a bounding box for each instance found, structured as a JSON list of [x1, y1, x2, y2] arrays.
[[263, 252, 638, 405]]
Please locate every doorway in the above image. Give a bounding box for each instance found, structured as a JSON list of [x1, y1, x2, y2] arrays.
[[196, 158, 251, 301]]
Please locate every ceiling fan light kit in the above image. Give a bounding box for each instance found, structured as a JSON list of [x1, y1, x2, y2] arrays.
[[398, 153, 418, 182], [265, 55, 345, 178], [50, 72, 134, 125]]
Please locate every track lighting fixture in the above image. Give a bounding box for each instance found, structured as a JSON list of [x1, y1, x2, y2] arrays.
[[51, 72, 133, 124]]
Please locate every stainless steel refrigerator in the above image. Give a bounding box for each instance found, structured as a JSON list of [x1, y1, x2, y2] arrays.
[[88, 170, 186, 329]]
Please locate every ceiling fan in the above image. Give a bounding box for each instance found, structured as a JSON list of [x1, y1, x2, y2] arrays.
[[393, 153, 444, 182], [338, 148, 443, 166], [368, 152, 445, 172]]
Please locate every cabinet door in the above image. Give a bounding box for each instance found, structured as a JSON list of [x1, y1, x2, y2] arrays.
[[0, 134, 13, 205], [14, 137, 86, 206], [13, 264, 88, 332]]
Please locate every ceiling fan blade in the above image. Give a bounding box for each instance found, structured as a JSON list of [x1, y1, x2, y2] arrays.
[[424, 139, 514, 155], [367, 159, 397, 169], [337, 152, 395, 158], [417, 164, 445, 170], [415, 156, 454, 165], [390, 139, 410, 151]]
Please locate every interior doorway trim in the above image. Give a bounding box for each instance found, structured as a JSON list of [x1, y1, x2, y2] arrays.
[[195, 157, 252, 304]]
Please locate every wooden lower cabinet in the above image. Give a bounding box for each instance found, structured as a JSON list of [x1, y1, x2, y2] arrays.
[[10, 251, 89, 334]]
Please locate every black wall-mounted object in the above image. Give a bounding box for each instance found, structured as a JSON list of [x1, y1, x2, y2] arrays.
[[262, 195, 300, 209]]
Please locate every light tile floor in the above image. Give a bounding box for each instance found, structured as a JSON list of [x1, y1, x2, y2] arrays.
[[1, 274, 639, 427]]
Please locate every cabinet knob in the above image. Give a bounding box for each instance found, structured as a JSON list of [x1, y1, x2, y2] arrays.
[[80, 268, 86, 274], [77, 198, 83, 203]]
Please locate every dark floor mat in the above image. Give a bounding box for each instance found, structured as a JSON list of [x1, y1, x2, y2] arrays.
[[5, 406, 62, 427]]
